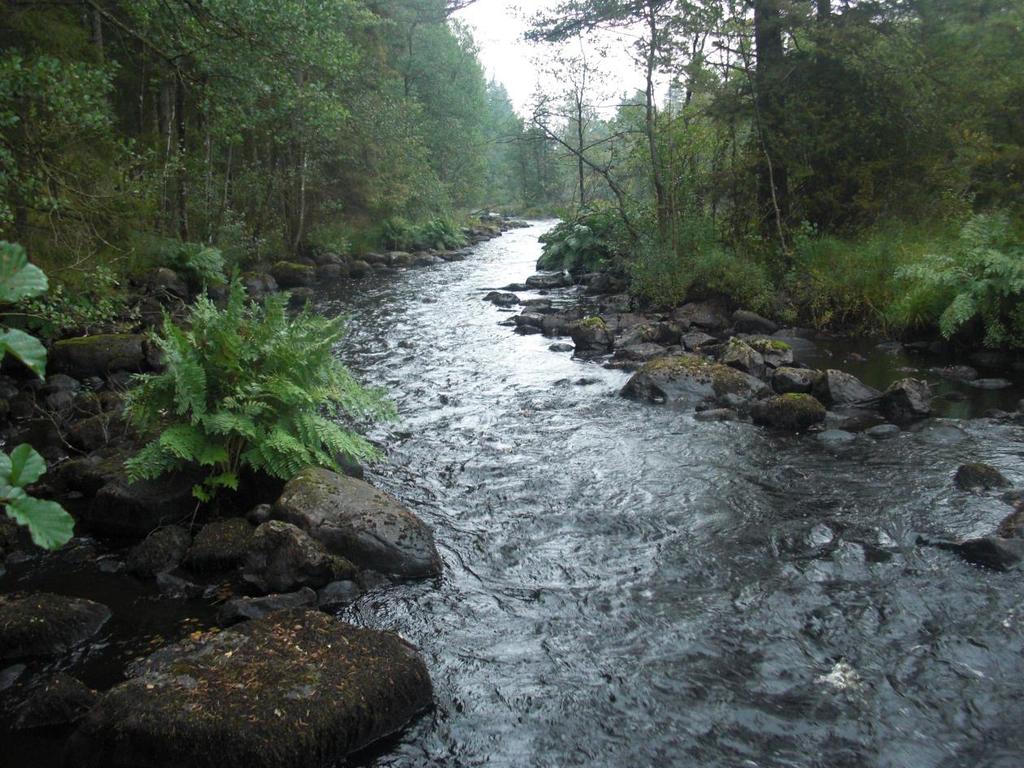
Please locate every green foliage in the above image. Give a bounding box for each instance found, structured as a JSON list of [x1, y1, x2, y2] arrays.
[[537, 204, 625, 272], [380, 216, 466, 252], [20, 265, 132, 337], [0, 242, 72, 549], [167, 244, 227, 289], [892, 212, 1024, 347], [125, 278, 394, 501]]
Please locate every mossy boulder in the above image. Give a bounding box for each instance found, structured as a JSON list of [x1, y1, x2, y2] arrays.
[[954, 463, 1009, 491], [51, 334, 147, 378], [185, 518, 255, 573], [67, 609, 433, 768], [14, 672, 97, 729], [0, 593, 111, 660], [748, 337, 794, 368], [270, 261, 316, 289], [570, 316, 613, 354], [273, 467, 442, 579], [720, 337, 765, 379], [750, 393, 826, 432], [620, 354, 768, 408], [243, 520, 357, 594], [127, 526, 192, 578]]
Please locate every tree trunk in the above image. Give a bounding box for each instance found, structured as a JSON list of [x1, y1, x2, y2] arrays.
[[644, 5, 671, 247], [174, 71, 189, 240], [753, 0, 789, 227]]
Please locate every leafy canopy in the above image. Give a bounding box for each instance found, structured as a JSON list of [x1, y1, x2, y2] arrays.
[[125, 279, 394, 501]]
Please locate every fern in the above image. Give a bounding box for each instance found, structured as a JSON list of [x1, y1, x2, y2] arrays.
[[125, 277, 394, 501], [893, 212, 1024, 347]]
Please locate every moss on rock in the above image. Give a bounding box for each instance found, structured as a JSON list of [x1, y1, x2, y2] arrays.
[[750, 393, 826, 431]]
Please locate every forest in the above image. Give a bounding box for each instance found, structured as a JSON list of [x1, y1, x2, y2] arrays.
[[1, 1, 1023, 766]]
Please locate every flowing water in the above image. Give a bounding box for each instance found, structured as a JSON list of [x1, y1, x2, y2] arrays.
[[4, 222, 1024, 767]]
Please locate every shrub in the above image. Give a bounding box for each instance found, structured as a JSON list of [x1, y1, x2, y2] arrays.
[[891, 211, 1024, 346], [537, 203, 625, 273], [125, 278, 394, 502], [0, 242, 73, 549], [138, 236, 227, 289], [20, 265, 133, 337], [380, 216, 465, 252]]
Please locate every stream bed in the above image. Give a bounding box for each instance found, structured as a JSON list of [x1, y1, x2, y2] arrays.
[[4, 221, 1024, 767]]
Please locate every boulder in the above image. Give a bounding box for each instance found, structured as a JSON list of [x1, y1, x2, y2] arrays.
[[772, 367, 821, 395], [67, 411, 128, 451], [866, 424, 901, 439], [996, 504, 1024, 538], [613, 343, 668, 364], [747, 338, 794, 368], [348, 259, 371, 278], [950, 537, 1024, 571], [243, 520, 356, 594], [142, 267, 189, 300], [240, 272, 278, 298], [549, 343, 574, 353], [127, 525, 192, 577], [86, 471, 202, 539], [387, 251, 413, 268], [930, 365, 978, 383], [616, 321, 681, 348], [483, 291, 520, 307], [954, 463, 1009, 491], [273, 467, 442, 579], [270, 261, 316, 289], [513, 313, 543, 332], [671, 301, 729, 332], [286, 287, 314, 309], [185, 518, 254, 573], [879, 378, 931, 423], [216, 587, 317, 627], [316, 263, 346, 281], [732, 309, 778, 335], [525, 271, 572, 289], [621, 355, 768, 408], [569, 317, 614, 354], [812, 369, 880, 407], [317, 579, 363, 609], [719, 337, 765, 379], [681, 330, 716, 351], [0, 593, 111, 659], [51, 334, 147, 378], [67, 609, 432, 768], [750, 394, 826, 432], [541, 313, 579, 337], [14, 673, 97, 729]]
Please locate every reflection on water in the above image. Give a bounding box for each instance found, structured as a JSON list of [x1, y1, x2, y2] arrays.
[[312, 222, 1024, 767]]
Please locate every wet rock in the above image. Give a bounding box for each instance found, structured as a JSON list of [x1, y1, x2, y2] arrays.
[[616, 321, 681, 348], [732, 309, 778, 335], [413, 253, 444, 267], [879, 378, 932, 424], [0, 664, 26, 692], [950, 537, 1024, 571], [582, 273, 627, 295], [273, 468, 441, 579], [812, 369, 880, 407], [866, 424, 901, 439], [348, 259, 371, 278], [270, 261, 316, 289], [48, 449, 129, 497], [525, 271, 572, 289], [549, 342, 574, 353], [613, 342, 667, 364], [719, 337, 765, 379], [0, 593, 111, 659], [825, 408, 885, 432], [969, 350, 1011, 369], [621, 355, 767, 408], [14, 673, 97, 729], [155, 572, 205, 599], [86, 470, 202, 539], [876, 340, 904, 355], [816, 429, 857, 449], [969, 378, 1013, 390], [751, 393, 826, 431], [287, 287, 315, 309], [243, 520, 357, 594], [513, 313, 543, 332], [67, 411, 128, 451], [50, 334, 147, 378], [681, 330, 716, 351], [930, 365, 978, 383], [996, 504, 1024, 538], [954, 463, 1009, 491], [693, 408, 738, 422], [127, 525, 192, 577], [570, 317, 614, 354], [748, 338, 794, 368], [317, 579, 363, 609], [484, 291, 520, 307], [541, 312, 580, 337], [68, 609, 432, 768], [216, 587, 317, 627], [317, 263, 346, 281], [185, 518, 254, 573], [671, 301, 730, 332], [142, 267, 190, 301], [247, 503, 274, 526], [772, 366, 821, 395]]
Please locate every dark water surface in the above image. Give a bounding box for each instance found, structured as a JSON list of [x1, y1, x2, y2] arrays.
[[313, 222, 1024, 768], [3, 222, 1024, 767]]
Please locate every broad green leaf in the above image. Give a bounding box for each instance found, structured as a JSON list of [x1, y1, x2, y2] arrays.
[[0, 453, 10, 484], [5, 496, 74, 550], [0, 328, 47, 378], [8, 443, 46, 486], [0, 241, 28, 289], [0, 262, 48, 303]]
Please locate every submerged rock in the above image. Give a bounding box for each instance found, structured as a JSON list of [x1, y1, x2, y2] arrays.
[[185, 518, 254, 573], [243, 520, 356, 594], [969, 378, 1013, 390], [879, 378, 932, 424], [273, 468, 442, 579], [0, 593, 111, 659], [14, 673, 97, 729], [483, 291, 520, 307], [68, 609, 433, 768], [127, 525, 192, 578], [996, 504, 1024, 538], [50, 334, 147, 378], [620, 355, 767, 408], [954, 463, 1009, 491], [750, 393, 826, 432]]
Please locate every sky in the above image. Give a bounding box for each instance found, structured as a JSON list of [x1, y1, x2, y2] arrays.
[[453, 0, 649, 116]]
